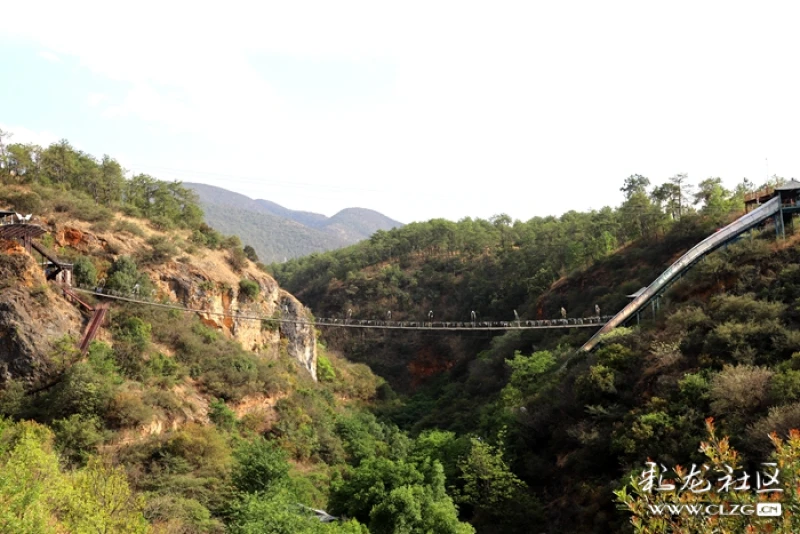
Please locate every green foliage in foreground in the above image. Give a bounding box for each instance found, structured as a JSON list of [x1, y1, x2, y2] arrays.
[[0, 418, 149, 533], [616, 419, 800, 533]]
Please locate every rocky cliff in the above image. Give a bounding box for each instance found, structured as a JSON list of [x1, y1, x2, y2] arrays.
[[0, 244, 83, 386], [151, 260, 318, 381], [0, 210, 319, 389]]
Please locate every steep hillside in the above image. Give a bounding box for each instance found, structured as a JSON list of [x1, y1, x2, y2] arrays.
[[269, 182, 800, 531], [0, 181, 473, 533], [186, 182, 403, 262], [0, 127, 481, 533], [270, 212, 718, 391]]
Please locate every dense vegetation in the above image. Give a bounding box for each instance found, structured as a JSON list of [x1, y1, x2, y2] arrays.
[[0, 138, 487, 533], [0, 131, 202, 231], [0, 268, 485, 532], [271, 174, 748, 322], [271, 174, 800, 531], [2, 127, 799, 532], [0, 128, 280, 273]]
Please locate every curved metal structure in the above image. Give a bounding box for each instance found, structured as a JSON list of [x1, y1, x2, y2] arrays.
[[580, 196, 782, 352]]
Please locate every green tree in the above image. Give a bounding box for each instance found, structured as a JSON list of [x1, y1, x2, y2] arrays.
[[330, 457, 473, 533], [5, 143, 41, 183], [232, 437, 291, 494], [41, 139, 78, 185], [621, 174, 651, 200], [105, 256, 151, 295], [52, 414, 105, 466], [62, 457, 150, 533], [229, 487, 368, 534], [668, 172, 692, 220], [0, 420, 64, 533], [694, 177, 735, 222], [72, 256, 97, 287], [457, 436, 526, 515], [97, 155, 125, 204]]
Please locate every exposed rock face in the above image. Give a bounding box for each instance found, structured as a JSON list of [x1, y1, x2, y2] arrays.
[[150, 261, 318, 380], [51, 221, 319, 381], [0, 254, 83, 386], [279, 291, 318, 381]]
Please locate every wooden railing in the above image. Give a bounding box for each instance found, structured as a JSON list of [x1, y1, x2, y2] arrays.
[[744, 187, 775, 203]]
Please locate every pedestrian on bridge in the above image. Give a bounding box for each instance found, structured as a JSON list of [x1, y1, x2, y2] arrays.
[[561, 307, 567, 319]]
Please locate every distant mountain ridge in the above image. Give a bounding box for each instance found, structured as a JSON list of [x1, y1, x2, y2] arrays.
[[185, 182, 403, 262]]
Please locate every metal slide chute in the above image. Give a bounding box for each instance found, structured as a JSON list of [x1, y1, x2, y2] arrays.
[[580, 196, 782, 352]]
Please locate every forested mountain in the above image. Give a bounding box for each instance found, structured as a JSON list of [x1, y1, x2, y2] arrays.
[[4, 123, 800, 532], [271, 173, 750, 327], [271, 173, 800, 532], [0, 129, 475, 533], [186, 182, 403, 262]]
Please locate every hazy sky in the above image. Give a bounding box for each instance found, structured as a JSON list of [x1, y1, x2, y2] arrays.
[[2, 1, 800, 224]]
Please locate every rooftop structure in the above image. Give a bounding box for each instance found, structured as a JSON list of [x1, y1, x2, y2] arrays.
[[745, 180, 800, 212]]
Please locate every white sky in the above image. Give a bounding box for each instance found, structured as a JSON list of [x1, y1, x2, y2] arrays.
[[2, 1, 800, 223]]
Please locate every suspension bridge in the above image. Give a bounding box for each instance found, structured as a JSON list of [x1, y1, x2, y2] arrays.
[[6, 179, 800, 356], [66, 286, 611, 332]]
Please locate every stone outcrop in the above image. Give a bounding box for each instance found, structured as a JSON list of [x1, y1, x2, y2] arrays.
[[150, 260, 318, 380], [279, 290, 318, 381], [22, 221, 319, 382], [0, 253, 82, 386]]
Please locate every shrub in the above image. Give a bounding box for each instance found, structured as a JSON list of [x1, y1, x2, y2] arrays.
[[121, 204, 142, 218], [747, 403, 800, 452], [72, 256, 97, 287], [144, 495, 222, 533], [52, 414, 105, 466], [232, 437, 290, 494], [243, 245, 259, 262], [86, 341, 121, 378], [0, 189, 41, 213], [575, 364, 616, 402], [201, 353, 261, 402], [0, 379, 26, 417], [221, 235, 242, 249], [105, 256, 149, 294], [708, 293, 786, 323], [678, 372, 709, 403], [29, 284, 48, 304], [52, 193, 114, 222], [228, 247, 248, 271], [148, 215, 175, 231], [596, 343, 635, 371], [139, 235, 178, 264], [208, 398, 237, 431], [50, 362, 117, 419], [107, 390, 153, 428], [147, 353, 182, 386], [709, 364, 773, 415], [238, 279, 260, 300], [115, 317, 152, 351], [771, 369, 800, 404], [90, 219, 112, 233], [148, 389, 184, 414], [114, 220, 145, 237], [317, 355, 336, 382], [191, 224, 223, 249]]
